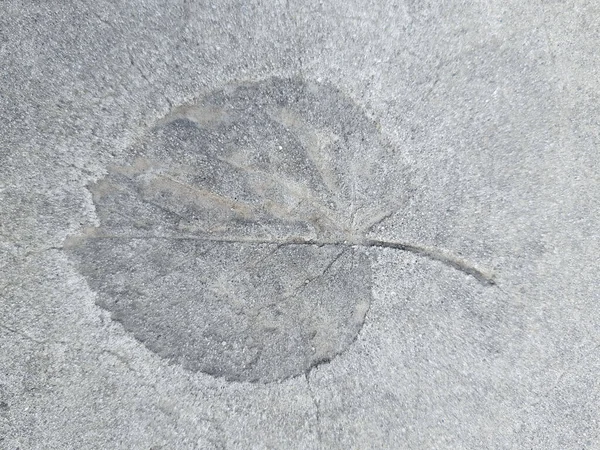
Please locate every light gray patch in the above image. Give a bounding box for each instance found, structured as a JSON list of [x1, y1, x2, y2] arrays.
[[65, 77, 406, 382]]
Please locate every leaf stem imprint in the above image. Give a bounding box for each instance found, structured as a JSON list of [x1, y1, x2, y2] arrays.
[[65, 234, 496, 285]]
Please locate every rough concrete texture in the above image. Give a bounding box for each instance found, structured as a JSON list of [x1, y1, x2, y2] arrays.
[[1, 1, 599, 449]]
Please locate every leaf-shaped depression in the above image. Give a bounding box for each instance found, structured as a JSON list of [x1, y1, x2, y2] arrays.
[[66, 77, 399, 382]]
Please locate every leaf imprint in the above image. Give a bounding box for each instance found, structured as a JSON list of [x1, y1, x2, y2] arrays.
[[65, 77, 493, 383]]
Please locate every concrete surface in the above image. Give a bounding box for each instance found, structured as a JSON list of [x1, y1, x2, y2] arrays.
[[1, 0, 599, 448]]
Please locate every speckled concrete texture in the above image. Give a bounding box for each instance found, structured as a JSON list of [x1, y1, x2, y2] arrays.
[[1, 1, 599, 449]]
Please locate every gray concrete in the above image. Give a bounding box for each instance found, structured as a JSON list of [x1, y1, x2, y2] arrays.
[[1, 1, 599, 449]]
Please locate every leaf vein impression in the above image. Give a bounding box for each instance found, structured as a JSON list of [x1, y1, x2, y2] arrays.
[[72, 234, 495, 285]]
